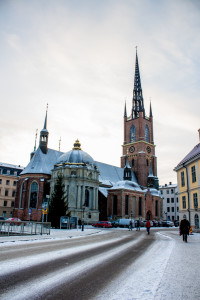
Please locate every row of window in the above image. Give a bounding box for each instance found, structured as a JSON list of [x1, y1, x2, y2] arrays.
[[166, 198, 178, 203], [2, 201, 15, 207], [0, 189, 16, 197], [181, 165, 197, 187], [160, 189, 174, 194], [130, 124, 150, 143], [167, 207, 179, 212], [182, 193, 199, 209], [113, 195, 159, 217], [0, 179, 17, 186], [0, 169, 18, 176]]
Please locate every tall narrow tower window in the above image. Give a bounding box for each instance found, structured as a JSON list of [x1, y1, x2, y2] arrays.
[[130, 125, 136, 142], [145, 125, 150, 142]]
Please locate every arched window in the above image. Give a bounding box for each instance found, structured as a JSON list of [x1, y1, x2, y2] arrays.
[[155, 200, 158, 216], [132, 159, 134, 167], [29, 182, 38, 209], [145, 125, 150, 142], [130, 125, 136, 142], [19, 181, 25, 208]]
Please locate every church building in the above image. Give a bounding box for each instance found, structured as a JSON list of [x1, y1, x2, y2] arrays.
[[13, 50, 162, 223]]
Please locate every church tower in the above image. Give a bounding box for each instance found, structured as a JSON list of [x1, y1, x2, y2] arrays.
[[39, 105, 49, 154], [121, 50, 158, 188]]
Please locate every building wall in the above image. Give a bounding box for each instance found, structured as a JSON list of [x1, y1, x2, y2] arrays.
[[0, 163, 23, 218], [13, 174, 50, 221], [107, 188, 162, 221], [176, 160, 200, 228], [160, 183, 179, 222]]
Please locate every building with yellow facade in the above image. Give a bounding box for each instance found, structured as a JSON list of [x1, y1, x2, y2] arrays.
[[174, 129, 200, 229]]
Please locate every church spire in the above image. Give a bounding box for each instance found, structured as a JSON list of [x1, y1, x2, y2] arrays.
[[39, 104, 49, 154], [149, 101, 153, 117], [124, 100, 127, 117], [132, 47, 145, 118]]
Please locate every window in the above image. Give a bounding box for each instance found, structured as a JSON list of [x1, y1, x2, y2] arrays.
[[160, 190, 163, 194], [145, 125, 150, 142], [177, 207, 179, 212], [0, 179, 2, 184], [132, 159, 134, 167], [182, 196, 186, 209], [167, 198, 170, 203], [5, 190, 8, 196], [171, 189, 174, 194], [130, 125, 136, 142], [167, 207, 170, 212], [11, 201, 15, 207], [125, 195, 129, 215], [146, 159, 149, 166], [20, 181, 25, 209], [171, 198, 174, 203], [172, 207, 174, 212], [4, 201, 7, 207], [139, 197, 142, 216], [12, 190, 15, 197], [13, 181, 17, 186], [191, 166, 196, 183], [85, 189, 89, 207], [167, 190, 169, 194], [113, 195, 118, 215], [176, 198, 179, 203], [29, 182, 38, 209], [6, 180, 10, 185], [193, 193, 198, 208], [155, 200, 158, 216], [181, 171, 185, 187]]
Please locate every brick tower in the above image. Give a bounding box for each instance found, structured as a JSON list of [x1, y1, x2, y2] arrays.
[[121, 50, 158, 189]]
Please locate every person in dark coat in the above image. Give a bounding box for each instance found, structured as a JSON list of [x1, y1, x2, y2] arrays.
[[78, 218, 82, 229], [179, 215, 190, 242]]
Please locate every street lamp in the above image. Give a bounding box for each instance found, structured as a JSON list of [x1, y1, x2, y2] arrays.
[[82, 204, 85, 231]]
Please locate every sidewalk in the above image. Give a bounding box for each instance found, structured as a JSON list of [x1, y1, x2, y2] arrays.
[[0, 226, 102, 245]]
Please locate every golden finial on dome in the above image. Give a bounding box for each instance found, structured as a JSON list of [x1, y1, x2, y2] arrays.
[[73, 139, 82, 150]]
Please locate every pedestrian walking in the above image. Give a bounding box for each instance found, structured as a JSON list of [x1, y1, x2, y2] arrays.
[[129, 220, 133, 231], [179, 215, 190, 242], [137, 219, 140, 231], [146, 220, 151, 235], [78, 218, 82, 229]]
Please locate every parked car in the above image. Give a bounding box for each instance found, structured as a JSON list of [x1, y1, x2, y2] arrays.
[[0, 216, 7, 221], [152, 220, 159, 227], [114, 219, 135, 228], [162, 220, 174, 227], [174, 221, 179, 227], [6, 218, 22, 225], [92, 221, 112, 228]]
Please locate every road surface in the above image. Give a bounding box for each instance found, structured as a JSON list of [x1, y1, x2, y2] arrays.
[[0, 228, 200, 299]]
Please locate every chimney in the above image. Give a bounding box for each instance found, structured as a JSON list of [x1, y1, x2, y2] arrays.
[[198, 129, 200, 143]]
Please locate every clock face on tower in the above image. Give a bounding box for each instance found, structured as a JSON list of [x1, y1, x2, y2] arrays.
[[147, 146, 151, 153], [129, 146, 135, 153]]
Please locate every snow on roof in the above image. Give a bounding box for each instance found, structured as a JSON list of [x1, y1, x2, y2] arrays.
[[21, 148, 64, 175], [175, 143, 200, 170], [0, 162, 24, 170], [95, 161, 123, 186], [110, 180, 142, 192]]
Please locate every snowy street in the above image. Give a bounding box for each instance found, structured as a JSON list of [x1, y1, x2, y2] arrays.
[[0, 228, 200, 300]]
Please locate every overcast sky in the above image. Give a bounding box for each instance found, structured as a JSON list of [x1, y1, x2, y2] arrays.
[[0, 0, 200, 185]]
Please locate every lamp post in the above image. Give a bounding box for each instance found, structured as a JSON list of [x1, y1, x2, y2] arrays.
[[82, 205, 85, 231]]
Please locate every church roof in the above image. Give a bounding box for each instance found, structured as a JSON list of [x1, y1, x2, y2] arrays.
[[109, 180, 142, 192], [21, 147, 63, 175], [174, 143, 200, 170]]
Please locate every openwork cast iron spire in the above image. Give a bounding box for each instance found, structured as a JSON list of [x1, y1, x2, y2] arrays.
[[132, 49, 145, 118]]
